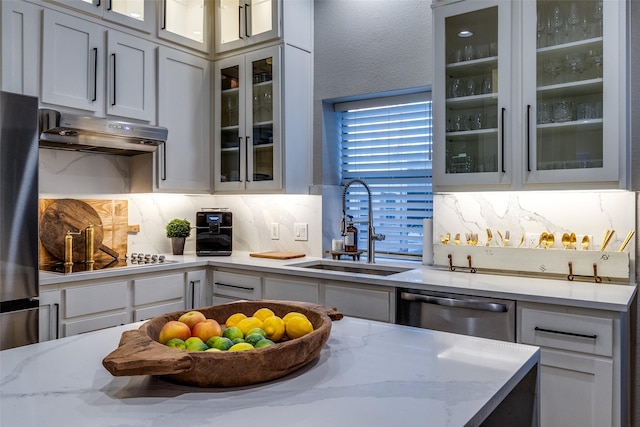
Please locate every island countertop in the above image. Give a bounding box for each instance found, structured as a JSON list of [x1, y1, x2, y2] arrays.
[[0, 316, 539, 427]]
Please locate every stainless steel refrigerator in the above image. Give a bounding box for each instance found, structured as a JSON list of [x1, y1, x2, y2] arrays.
[[0, 91, 39, 350]]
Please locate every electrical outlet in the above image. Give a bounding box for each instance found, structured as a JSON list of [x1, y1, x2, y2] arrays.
[[271, 223, 279, 240], [294, 223, 308, 241], [525, 233, 539, 249]]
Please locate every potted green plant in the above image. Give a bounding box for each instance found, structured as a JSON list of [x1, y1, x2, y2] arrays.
[[166, 218, 191, 255]]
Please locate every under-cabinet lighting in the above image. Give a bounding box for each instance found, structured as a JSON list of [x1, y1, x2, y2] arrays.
[[458, 30, 473, 38]]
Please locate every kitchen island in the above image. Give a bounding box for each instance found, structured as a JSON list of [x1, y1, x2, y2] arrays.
[[0, 316, 539, 427]]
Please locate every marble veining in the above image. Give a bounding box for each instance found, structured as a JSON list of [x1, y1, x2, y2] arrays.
[[0, 317, 539, 427]]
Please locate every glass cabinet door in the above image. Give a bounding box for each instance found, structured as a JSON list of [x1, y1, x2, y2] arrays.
[[216, 0, 279, 53], [108, 0, 145, 22], [433, 0, 512, 187], [159, 0, 210, 51], [219, 64, 243, 185], [249, 56, 274, 184], [524, 0, 620, 184]]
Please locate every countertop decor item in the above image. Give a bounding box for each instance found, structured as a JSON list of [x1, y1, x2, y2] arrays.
[[102, 300, 341, 387], [249, 251, 305, 260], [166, 218, 191, 255]]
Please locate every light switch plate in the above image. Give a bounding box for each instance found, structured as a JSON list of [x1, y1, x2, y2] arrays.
[[271, 223, 279, 240], [294, 223, 308, 241]]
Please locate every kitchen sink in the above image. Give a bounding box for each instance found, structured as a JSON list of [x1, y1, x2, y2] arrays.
[[288, 260, 413, 276]]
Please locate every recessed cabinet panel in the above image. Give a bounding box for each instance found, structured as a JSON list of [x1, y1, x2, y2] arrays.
[[133, 273, 184, 306], [64, 281, 128, 318], [42, 10, 105, 115], [47, 0, 155, 33]]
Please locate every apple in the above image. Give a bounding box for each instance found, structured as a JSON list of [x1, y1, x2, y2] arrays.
[[178, 310, 207, 330], [158, 320, 191, 344], [192, 319, 222, 342]]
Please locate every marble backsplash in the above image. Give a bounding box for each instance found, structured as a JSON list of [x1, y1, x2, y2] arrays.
[[434, 190, 636, 256], [39, 150, 323, 256]]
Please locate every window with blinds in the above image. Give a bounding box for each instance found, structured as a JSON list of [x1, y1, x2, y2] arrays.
[[336, 92, 433, 259]]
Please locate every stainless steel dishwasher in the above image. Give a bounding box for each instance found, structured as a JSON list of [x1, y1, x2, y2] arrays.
[[396, 288, 516, 342]]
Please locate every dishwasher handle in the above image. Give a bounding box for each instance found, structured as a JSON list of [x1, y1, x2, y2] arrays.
[[400, 292, 509, 313]]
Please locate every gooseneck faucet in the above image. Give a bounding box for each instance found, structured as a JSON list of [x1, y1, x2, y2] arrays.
[[341, 178, 385, 264]]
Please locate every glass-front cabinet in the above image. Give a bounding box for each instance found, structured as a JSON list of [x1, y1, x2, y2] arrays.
[[214, 45, 281, 191], [158, 0, 211, 52], [47, 0, 155, 33], [433, 0, 626, 190], [215, 0, 279, 53]]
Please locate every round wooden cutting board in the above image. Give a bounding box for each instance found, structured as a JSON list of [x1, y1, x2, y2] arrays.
[[39, 199, 111, 262]]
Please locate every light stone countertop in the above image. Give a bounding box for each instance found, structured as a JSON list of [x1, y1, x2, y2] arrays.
[[0, 316, 539, 427], [39, 251, 637, 312]]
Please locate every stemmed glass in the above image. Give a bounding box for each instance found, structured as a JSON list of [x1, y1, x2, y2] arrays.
[[552, 6, 564, 45], [543, 56, 562, 84], [537, 8, 546, 48], [565, 52, 584, 76], [589, 48, 603, 78], [567, 2, 580, 42], [593, 0, 603, 37]]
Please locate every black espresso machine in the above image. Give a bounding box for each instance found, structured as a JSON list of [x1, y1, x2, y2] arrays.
[[196, 210, 232, 256]]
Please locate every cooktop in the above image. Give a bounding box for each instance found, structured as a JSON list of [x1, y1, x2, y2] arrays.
[[40, 254, 176, 274]]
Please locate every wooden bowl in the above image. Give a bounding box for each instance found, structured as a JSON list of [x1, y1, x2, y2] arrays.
[[102, 300, 342, 387]]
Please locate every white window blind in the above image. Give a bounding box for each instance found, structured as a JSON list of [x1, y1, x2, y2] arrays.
[[336, 92, 433, 258]]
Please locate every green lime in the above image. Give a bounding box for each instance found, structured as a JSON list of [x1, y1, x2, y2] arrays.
[[165, 338, 187, 350], [211, 337, 234, 351], [184, 337, 208, 351], [205, 336, 220, 348], [232, 337, 246, 344], [222, 326, 244, 341], [254, 339, 275, 348], [246, 328, 267, 338], [245, 333, 266, 346]]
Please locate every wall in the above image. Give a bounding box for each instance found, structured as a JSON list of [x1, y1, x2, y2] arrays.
[[39, 149, 322, 256]]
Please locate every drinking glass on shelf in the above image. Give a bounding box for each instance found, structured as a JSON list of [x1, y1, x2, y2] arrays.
[[565, 52, 584, 76], [554, 99, 575, 122], [451, 78, 464, 98], [481, 77, 492, 94], [454, 114, 468, 132], [471, 112, 484, 130], [543, 56, 563, 84], [593, 0, 603, 37], [538, 101, 553, 124], [552, 6, 564, 45], [466, 78, 477, 96], [537, 9, 546, 48], [464, 45, 474, 61], [567, 2, 581, 42], [588, 48, 603, 78]]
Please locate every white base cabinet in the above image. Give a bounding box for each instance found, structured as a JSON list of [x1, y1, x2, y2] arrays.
[[40, 268, 209, 341], [212, 270, 262, 304], [518, 302, 624, 427], [323, 282, 394, 323], [263, 276, 318, 303]]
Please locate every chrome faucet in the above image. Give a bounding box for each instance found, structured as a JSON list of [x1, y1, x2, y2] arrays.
[[341, 178, 385, 264]]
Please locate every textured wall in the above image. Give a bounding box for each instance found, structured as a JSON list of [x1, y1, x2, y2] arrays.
[[312, 0, 432, 186]]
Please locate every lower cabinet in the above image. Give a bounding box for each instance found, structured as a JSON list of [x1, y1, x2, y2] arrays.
[[518, 302, 622, 427], [39, 289, 61, 342], [212, 270, 262, 304], [263, 276, 319, 303], [40, 268, 210, 341], [323, 282, 395, 323]]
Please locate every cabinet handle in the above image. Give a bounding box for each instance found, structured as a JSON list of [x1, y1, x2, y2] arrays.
[[238, 5, 244, 39], [106, 0, 112, 11], [526, 104, 531, 172], [94, 0, 100, 7], [111, 53, 116, 106], [214, 282, 255, 292], [162, 0, 167, 29], [160, 143, 167, 180], [91, 47, 98, 102], [501, 107, 506, 173], [245, 136, 251, 182], [53, 302, 60, 340], [190, 280, 197, 309], [245, 3, 250, 37], [534, 326, 597, 340]]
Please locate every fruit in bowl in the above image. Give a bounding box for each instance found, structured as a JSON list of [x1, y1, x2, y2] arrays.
[[102, 300, 342, 387]]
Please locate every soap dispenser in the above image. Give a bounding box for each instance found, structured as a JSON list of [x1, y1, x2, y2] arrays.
[[344, 215, 358, 252]]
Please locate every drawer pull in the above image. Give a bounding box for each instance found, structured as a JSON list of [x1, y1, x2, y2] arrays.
[[534, 326, 597, 340], [214, 282, 255, 292]]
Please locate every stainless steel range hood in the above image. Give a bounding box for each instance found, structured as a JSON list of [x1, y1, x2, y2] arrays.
[[38, 109, 168, 156]]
